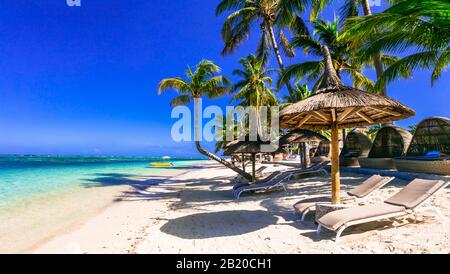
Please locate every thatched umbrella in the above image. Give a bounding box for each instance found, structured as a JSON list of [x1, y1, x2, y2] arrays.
[[223, 137, 277, 182], [280, 45, 415, 204], [279, 129, 329, 146], [279, 129, 329, 167]]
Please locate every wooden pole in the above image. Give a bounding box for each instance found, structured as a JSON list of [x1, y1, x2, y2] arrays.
[[251, 154, 256, 183], [242, 153, 245, 172], [301, 143, 307, 169], [305, 142, 311, 168], [331, 120, 341, 204]]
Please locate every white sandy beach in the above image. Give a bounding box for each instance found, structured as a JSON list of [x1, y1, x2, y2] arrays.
[[30, 161, 449, 254]]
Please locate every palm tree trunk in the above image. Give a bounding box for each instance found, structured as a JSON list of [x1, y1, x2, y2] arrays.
[[267, 24, 295, 96], [193, 98, 252, 181], [361, 0, 386, 96]]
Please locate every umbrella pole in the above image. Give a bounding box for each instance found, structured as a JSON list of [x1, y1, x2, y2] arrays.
[[242, 153, 246, 172], [251, 153, 256, 183], [331, 121, 341, 204]]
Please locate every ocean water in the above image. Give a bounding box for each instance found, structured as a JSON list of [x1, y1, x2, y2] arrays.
[[0, 155, 206, 252], [0, 156, 204, 209]]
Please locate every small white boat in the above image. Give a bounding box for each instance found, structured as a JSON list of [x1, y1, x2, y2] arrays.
[[162, 156, 171, 160]]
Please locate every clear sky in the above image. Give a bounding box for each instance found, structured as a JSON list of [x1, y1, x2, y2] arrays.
[[0, 0, 448, 157]]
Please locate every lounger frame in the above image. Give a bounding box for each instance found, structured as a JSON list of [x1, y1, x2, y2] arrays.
[[316, 181, 449, 242], [296, 176, 395, 222], [233, 164, 329, 199]]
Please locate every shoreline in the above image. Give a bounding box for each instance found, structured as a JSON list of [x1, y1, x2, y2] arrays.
[[0, 160, 205, 254]]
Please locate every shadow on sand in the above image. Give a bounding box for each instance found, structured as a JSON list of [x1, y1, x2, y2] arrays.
[[82, 169, 414, 241], [160, 210, 278, 239]]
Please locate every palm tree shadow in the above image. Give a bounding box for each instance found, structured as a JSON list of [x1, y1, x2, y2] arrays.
[[160, 210, 278, 239]]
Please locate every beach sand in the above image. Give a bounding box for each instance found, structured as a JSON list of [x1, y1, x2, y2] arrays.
[[32, 161, 449, 254]]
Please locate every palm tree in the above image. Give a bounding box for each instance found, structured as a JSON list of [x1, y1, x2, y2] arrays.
[[279, 18, 380, 91], [158, 60, 253, 180], [280, 83, 311, 108], [343, 0, 449, 88], [230, 55, 279, 135], [216, 0, 309, 95], [307, 0, 389, 95]]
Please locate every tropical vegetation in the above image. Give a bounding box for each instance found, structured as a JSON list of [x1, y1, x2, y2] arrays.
[[157, 0, 449, 177]]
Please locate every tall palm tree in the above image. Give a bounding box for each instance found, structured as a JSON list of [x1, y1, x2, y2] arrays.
[[343, 0, 450, 88], [158, 60, 253, 180], [279, 18, 380, 91], [230, 55, 279, 135], [216, 0, 309, 95]]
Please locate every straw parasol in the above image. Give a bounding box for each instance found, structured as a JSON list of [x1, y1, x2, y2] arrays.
[[279, 45, 415, 204], [223, 136, 277, 182], [279, 129, 328, 146], [279, 129, 329, 168]]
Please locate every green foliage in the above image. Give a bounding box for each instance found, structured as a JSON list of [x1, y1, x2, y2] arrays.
[[230, 55, 279, 108], [216, 0, 308, 65], [343, 0, 450, 87], [281, 83, 311, 109], [157, 60, 230, 107], [279, 18, 383, 92]]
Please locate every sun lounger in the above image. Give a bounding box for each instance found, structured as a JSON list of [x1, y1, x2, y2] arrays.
[[232, 161, 329, 199], [293, 175, 395, 222], [316, 179, 449, 242]]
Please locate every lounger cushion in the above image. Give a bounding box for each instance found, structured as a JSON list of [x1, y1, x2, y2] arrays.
[[347, 175, 388, 198], [318, 203, 405, 231], [293, 193, 353, 214], [385, 179, 446, 209]]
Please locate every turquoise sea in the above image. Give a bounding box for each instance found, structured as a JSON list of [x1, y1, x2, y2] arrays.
[[0, 155, 207, 252], [0, 155, 205, 209]]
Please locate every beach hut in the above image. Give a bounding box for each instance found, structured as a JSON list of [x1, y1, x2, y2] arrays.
[[339, 131, 372, 167], [279, 45, 415, 204], [358, 126, 412, 169], [393, 117, 450, 175]]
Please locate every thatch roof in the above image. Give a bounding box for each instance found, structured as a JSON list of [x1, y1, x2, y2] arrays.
[[280, 46, 415, 130], [340, 131, 372, 158], [369, 126, 412, 158], [279, 129, 329, 146], [406, 117, 450, 156], [223, 136, 278, 156]]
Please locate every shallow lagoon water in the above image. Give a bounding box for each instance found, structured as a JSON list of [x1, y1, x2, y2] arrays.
[[0, 156, 205, 253]]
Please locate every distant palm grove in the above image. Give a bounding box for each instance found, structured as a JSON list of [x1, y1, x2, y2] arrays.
[[159, 0, 449, 162]]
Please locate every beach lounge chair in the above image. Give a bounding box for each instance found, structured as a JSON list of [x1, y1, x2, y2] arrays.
[[316, 179, 449, 242], [293, 175, 395, 222], [232, 161, 329, 199]]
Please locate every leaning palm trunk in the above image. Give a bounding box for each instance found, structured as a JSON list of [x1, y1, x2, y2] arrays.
[[267, 24, 295, 96], [193, 98, 253, 181]]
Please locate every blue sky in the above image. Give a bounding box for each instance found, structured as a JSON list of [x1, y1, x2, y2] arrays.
[[0, 0, 448, 156]]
